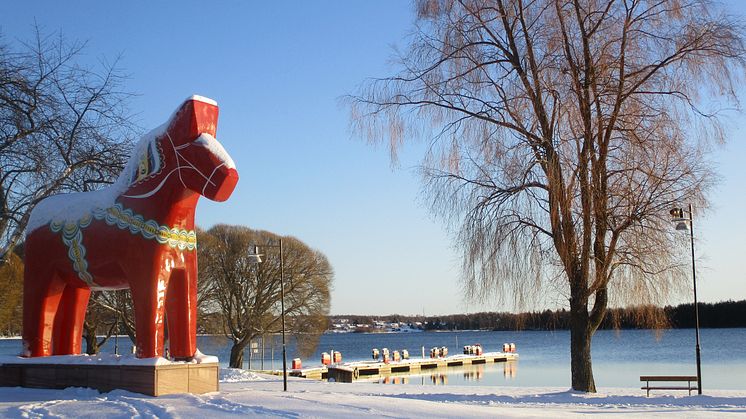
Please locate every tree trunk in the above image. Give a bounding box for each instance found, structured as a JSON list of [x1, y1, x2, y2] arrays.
[[570, 291, 596, 392], [84, 327, 99, 355], [121, 314, 137, 345], [229, 342, 247, 368]]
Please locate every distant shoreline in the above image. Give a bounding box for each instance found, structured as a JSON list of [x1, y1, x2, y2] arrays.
[[329, 299, 746, 332]]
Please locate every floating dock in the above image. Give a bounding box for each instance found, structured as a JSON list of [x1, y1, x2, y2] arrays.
[[290, 351, 518, 383]]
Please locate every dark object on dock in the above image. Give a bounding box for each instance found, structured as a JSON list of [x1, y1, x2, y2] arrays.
[[463, 344, 483, 355], [640, 375, 699, 397]]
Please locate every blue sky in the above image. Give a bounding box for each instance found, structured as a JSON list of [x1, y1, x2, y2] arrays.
[[3, 2, 744, 315]]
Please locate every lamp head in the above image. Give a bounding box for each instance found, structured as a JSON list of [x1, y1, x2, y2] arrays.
[[247, 245, 263, 264], [670, 207, 690, 230], [675, 221, 689, 231]]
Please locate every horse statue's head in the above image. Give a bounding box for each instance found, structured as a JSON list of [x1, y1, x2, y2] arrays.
[[123, 95, 238, 202], [164, 96, 238, 201]]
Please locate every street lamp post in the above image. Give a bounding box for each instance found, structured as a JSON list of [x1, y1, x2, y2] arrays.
[[248, 238, 288, 392], [114, 315, 119, 356], [670, 204, 702, 394]]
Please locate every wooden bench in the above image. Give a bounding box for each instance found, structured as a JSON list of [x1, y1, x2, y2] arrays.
[[640, 375, 698, 396]]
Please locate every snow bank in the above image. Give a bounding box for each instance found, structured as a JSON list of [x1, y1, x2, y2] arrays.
[[219, 368, 265, 383], [0, 379, 743, 418]]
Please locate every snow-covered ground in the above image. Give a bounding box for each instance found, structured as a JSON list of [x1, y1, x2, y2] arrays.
[[0, 369, 744, 418]]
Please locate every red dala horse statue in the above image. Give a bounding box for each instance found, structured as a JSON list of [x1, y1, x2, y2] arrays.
[[22, 95, 238, 359]]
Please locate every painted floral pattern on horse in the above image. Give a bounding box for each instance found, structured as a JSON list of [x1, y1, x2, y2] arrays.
[[49, 203, 198, 286], [50, 215, 95, 286], [94, 203, 197, 250]]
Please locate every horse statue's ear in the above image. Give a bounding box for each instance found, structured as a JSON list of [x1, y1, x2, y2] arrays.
[[166, 96, 219, 145]]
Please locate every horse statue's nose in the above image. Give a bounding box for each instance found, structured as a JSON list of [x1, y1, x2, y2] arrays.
[[210, 167, 239, 202]]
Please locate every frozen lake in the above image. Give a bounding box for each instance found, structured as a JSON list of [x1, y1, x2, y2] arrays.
[[2, 328, 745, 390]]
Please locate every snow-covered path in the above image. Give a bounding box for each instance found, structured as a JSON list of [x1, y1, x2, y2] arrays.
[[1, 370, 744, 418]]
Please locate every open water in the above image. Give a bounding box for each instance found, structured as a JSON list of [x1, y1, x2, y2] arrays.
[[2, 328, 745, 390]]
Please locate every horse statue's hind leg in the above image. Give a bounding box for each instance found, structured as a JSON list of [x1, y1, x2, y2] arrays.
[[22, 260, 67, 357], [52, 284, 91, 355]]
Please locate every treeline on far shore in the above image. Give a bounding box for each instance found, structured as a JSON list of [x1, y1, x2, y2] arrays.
[[332, 300, 746, 331]]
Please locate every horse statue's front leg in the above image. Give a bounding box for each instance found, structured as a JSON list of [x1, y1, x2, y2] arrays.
[[129, 259, 171, 358], [165, 253, 198, 360]]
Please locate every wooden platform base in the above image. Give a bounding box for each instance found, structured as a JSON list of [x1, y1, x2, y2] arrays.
[[0, 362, 219, 396]]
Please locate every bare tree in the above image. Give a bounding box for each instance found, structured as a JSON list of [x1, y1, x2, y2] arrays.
[[0, 27, 136, 262], [350, 0, 745, 392], [82, 292, 119, 355], [0, 251, 23, 336], [78, 289, 140, 354], [198, 225, 333, 368]]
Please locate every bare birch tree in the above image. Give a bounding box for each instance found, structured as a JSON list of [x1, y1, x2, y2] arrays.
[[350, 0, 745, 392], [0, 28, 136, 262], [198, 225, 332, 368]]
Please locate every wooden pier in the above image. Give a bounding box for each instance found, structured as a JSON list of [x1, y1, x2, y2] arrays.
[[291, 352, 518, 383]]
